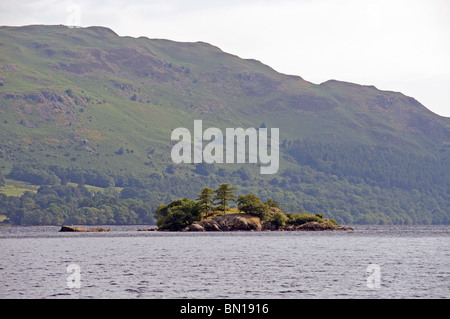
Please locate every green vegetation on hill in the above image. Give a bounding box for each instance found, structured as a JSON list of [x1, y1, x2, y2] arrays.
[[0, 178, 39, 197], [0, 183, 154, 226], [0, 25, 449, 225]]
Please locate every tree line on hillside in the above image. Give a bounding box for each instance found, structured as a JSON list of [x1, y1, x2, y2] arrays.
[[285, 139, 450, 191], [7, 165, 117, 188], [0, 183, 154, 226], [2, 136, 449, 225]]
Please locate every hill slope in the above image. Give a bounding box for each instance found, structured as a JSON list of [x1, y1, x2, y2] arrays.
[[0, 25, 449, 224]]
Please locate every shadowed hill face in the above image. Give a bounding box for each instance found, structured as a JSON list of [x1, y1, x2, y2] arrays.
[[0, 25, 449, 224]]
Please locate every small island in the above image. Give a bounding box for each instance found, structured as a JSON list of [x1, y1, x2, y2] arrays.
[[59, 226, 111, 232], [150, 184, 354, 232]]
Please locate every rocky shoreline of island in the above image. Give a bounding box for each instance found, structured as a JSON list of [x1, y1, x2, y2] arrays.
[[136, 213, 354, 232], [59, 219, 354, 232], [59, 215, 354, 232], [187, 213, 354, 231]]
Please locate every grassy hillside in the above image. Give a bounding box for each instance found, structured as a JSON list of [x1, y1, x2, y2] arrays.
[[0, 25, 449, 225]]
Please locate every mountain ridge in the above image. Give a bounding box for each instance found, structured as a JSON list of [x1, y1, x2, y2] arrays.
[[0, 25, 449, 224]]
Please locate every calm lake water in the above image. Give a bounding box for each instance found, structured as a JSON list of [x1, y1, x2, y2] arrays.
[[0, 225, 449, 299]]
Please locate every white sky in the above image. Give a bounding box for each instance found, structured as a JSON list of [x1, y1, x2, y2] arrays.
[[1, 0, 449, 117]]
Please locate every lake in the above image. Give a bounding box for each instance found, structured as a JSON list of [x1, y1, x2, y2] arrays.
[[0, 225, 449, 299]]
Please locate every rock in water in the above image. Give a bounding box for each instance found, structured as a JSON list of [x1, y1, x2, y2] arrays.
[[294, 222, 354, 231], [59, 226, 111, 232], [181, 223, 205, 232]]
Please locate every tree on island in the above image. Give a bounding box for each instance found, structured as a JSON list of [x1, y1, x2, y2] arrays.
[[213, 183, 236, 213], [265, 198, 279, 209], [197, 187, 215, 218], [237, 193, 271, 221], [154, 198, 202, 231]]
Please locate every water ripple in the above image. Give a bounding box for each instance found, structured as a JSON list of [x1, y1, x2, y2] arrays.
[[0, 225, 449, 298]]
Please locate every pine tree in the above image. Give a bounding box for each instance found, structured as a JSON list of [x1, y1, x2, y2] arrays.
[[196, 187, 215, 218], [77, 175, 85, 191], [0, 168, 5, 186], [213, 184, 236, 213]]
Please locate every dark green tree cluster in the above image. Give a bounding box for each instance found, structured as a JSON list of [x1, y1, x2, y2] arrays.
[[0, 184, 154, 226], [235, 194, 321, 229], [154, 198, 202, 231], [236, 193, 271, 221], [7, 165, 60, 186], [286, 139, 450, 191], [7, 164, 116, 188]]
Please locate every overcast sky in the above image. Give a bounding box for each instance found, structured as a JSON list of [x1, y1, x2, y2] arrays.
[[1, 0, 449, 117]]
